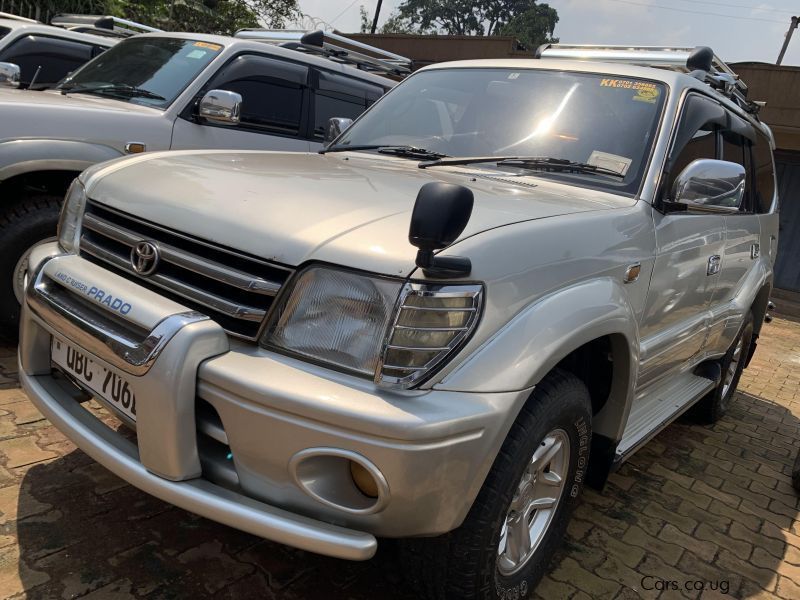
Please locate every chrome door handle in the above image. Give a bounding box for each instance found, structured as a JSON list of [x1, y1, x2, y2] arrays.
[[707, 255, 721, 276], [751, 243, 760, 259]]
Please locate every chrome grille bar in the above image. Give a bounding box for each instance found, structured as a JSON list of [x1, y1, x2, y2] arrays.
[[79, 202, 292, 339], [83, 214, 281, 295], [81, 239, 267, 322]]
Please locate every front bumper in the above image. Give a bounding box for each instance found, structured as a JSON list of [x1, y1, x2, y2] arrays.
[[20, 246, 527, 559]]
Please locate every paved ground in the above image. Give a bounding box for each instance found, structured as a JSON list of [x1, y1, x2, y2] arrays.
[[0, 317, 799, 599]]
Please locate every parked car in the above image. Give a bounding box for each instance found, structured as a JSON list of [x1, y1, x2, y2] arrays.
[[0, 29, 400, 338], [18, 45, 778, 598], [0, 12, 119, 88]]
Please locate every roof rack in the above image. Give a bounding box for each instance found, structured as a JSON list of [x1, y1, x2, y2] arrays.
[[0, 11, 39, 23], [234, 29, 411, 77], [50, 14, 161, 38], [535, 44, 761, 116]]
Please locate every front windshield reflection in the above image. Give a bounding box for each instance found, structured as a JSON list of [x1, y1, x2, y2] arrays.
[[59, 37, 223, 108], [335, 69, 667, 194]]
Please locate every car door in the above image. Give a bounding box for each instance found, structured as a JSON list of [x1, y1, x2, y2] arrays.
[[705, 115, 762, 354], [637, 93, 728, 388], [170, 53, 312, 152], [752, 129, 780, 278]]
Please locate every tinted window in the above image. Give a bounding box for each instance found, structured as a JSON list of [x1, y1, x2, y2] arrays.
[[59, 37, 223, 107], [0, 35, 93, 86], [336, 69, 667, 195], [752, 133, 775, 213], [313, 72, 384, 139], [208, 54, 308, 134], [667, 127, 717, 195], [0, 27, 10, 41]]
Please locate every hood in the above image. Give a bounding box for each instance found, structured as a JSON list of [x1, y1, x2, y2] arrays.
[[83, 150, 635, 276], [0, 88, 172, 152]]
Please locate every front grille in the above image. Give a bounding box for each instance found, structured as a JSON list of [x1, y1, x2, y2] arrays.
[[79, 202, 293, 339]]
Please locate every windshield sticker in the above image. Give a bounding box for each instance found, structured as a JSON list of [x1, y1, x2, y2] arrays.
[[600, 78, 660, 103], [187, 49, 209, 59], [193, 41, 222, 51], [588, 151, 632, 176]]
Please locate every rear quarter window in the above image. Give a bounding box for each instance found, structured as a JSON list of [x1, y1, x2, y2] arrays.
[[0, 27, 10, 41]]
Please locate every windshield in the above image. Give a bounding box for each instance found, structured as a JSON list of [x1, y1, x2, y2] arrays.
[[58, 37, 223, 108], [334, 68, 667, 195]]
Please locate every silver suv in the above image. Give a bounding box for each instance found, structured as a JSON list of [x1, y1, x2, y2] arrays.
[[19, 45, 778, 598], [0, 30, 398, 338]]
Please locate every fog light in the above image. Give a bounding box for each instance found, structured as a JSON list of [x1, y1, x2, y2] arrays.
[[350, 460, 379, 498]]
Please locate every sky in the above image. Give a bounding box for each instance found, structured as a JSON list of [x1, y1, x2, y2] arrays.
[[295, 0, 800, 66]]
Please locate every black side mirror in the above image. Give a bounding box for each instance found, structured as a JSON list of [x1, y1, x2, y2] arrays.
[[409, 182, 474, 277]]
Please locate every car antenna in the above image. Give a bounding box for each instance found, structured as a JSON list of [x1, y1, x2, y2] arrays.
[[28, 66, 42, 89]]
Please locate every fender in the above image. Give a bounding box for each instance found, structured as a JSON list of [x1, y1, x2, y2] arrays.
[[0, 139, 123, 182], [437, 277, 640, 419]]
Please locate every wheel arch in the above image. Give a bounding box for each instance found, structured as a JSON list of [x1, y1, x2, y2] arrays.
[[438, 278, 641, 487], [0, 139, 123, 188]]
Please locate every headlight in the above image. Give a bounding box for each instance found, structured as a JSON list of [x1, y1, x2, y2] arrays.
[[263, 266, 403, 376], [377, 283, 482, 387], [262, 265, 483, 388], [57, 180, 87, 252]]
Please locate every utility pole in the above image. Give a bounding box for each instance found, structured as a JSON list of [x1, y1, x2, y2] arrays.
[[370, 0, 383, 33], [777, 15, 799, 65]]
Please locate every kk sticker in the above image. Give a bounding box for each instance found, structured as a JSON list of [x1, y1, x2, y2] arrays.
[[193, 41, 222, 51], [600, 78, 660, 103]]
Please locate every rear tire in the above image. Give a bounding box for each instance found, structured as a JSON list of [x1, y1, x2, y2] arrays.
[[401, 369, 592, 599], [693, 311, 754, 424], [0, 195, 61, 341]]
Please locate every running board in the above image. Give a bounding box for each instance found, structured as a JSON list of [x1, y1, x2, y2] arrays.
[[614, 373, 716, 466]]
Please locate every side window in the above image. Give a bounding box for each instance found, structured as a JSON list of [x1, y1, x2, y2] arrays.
[[720, 129, 751, 211], [205, 54, 308, 135], [666, 94, 725, 196], [313, 71, 385, 140], [0, 35, 93, 85], [752, 132, 776, 213]]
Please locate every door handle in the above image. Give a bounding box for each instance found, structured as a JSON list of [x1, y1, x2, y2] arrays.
[[707, 255, 721, 276], [751, 243, 760, 259]]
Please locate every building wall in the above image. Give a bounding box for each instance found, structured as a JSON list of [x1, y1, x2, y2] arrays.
[[341, 33, 531, 70], [730, 63, 800, 152]]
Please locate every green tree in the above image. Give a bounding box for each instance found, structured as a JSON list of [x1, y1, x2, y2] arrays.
[[123, 0, 300, 35], [390, 0, 558, 47], [359, 4, 371, 33]]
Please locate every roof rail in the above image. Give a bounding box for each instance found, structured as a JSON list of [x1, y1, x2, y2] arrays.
[[234, 29, 411, 77], [0, 11, 39, 23], [50, 14, 161, 38], [536, 43, 761, 116]]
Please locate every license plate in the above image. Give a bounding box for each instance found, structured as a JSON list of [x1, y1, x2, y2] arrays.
[[51, 338, 137, 421]]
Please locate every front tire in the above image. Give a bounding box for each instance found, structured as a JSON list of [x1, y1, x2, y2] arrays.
[[402, 369, 592, 599], [0, 195, 61, 341]]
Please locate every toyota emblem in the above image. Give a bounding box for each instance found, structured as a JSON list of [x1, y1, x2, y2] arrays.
[[131, 240, 160, 276]]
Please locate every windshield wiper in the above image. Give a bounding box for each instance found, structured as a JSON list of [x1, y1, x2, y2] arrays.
[[60, 83, 165, 100], [418, 155, 625, 178], [320, 144, 448, 159]]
